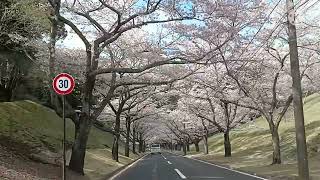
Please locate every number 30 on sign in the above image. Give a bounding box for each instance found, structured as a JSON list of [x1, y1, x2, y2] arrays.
[[52, 73, 75, 95]]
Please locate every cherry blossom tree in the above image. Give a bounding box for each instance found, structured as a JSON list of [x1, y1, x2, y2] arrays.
[[47, 0, 267, 173], [177, 73, 256, 157], [122, 95, 159, 157], [106, 84, 164, 161], [47, 0, 201, 173], [216, 25, 319, 164]]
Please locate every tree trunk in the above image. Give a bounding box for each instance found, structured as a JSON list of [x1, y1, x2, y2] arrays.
[[48, 0, 59, 78], [125, 117, 131, 157], [112, 134, 119, 162], [171, 142, 173, 151], [195, 142, 200, 152], [203, 134, 209, 154], [224, 131, 231, 157], [186, 143, 190, 151], [7, 64, 19, 101], [74, 117, 80, 140], [142, 141, 146, 152], [68, 110, 92, 174], [132, 127, 136, 154], [183, 142, 187, 156], [112, 113, 121, 162], [271, 126, 281, 164], [138, 132, 143, 153], [68, 65, 96, 173], [48, 0, 59, 109], [286, 0, 310, 178]]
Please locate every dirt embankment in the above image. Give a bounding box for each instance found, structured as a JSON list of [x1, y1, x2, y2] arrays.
[[0, 143, 61, 180], [0, 142, 92, 180]]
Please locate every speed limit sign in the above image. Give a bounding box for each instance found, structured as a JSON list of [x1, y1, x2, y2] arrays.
[[52, 73, 75, 95], [52, 73, 75, 180]]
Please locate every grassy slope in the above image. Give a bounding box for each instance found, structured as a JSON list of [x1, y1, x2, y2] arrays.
[[191, 93, 320, 180], [84, 149, 138, 179], [0, 100, 113, 150], [0, 100, 138, 179]]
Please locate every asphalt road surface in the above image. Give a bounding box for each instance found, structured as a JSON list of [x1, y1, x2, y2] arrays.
[[110, 152, 268, 180]]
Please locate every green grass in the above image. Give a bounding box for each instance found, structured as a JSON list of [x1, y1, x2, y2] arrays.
[[190, 93, 320, 180], [0, 100, 113, 152], [83, 149, 139, 179], [0, 100, 140, 179]]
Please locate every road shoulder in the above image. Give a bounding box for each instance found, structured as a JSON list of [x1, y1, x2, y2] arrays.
[[167, 152, 269, 180], [104, 153, 148, 180]]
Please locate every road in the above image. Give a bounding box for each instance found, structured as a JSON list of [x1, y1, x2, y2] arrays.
[[110, 152, 268, 180]]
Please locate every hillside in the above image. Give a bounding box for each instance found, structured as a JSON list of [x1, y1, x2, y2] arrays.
[[0, 100, 138, 179], [0, 100, 114, 151], [190, 93, 320, 180]]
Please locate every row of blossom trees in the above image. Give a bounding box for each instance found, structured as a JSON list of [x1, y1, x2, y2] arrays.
[[44, 0, 320, 176], [153, 0, 320, 167]]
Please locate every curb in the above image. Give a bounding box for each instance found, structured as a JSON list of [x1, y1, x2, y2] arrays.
[[103, 153, 148, 180]]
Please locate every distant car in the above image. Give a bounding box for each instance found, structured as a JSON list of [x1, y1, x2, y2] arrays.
[[150, 144, 161, 154]]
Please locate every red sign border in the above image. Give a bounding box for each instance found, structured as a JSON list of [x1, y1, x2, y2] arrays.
[[52, 73, 75, 95]]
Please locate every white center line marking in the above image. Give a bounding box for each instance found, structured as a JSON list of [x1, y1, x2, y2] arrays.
[[161, 154, 167, 160], [190, 176, 224, 179], [174, 169, 187, 179], [167, 161, 172, 164]]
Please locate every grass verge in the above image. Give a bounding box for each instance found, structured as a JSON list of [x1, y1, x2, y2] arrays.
[[0, 100, 139, 179], [189, 93, 320, 180]]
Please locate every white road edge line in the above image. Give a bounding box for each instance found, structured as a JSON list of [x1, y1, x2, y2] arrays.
[[183, 155, 268, 180], [167, 161, 172, 164], [174, 169, 187, 179], [109, 154, 149, 180]]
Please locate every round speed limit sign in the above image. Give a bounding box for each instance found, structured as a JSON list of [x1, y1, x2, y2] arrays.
[[52, 73, 75, 95]]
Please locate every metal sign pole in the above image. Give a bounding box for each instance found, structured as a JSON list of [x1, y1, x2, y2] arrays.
[[52, 73, 75, 180], [62, 95, 66, 180]]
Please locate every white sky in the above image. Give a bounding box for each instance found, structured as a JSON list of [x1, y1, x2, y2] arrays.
[[57, 22, 161, 49], [57, 0, 320, 50]]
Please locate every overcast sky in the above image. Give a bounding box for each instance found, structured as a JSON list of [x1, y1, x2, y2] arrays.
[[57, 0, 320, 50]]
